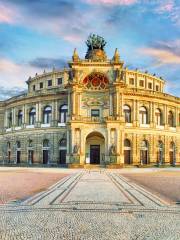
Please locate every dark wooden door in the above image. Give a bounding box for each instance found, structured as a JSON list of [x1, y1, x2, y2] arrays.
[[59, 150, 66, 164], [17, 151, 21, 164], [43, 150, 48, 164], [124, 150, 131, 164], [169, 152, 173, 165], [90, 145, 100, 164], [141, 150, 148, 164]]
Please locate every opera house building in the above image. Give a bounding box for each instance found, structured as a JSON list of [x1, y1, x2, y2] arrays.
[[0, 35, 179, 167]]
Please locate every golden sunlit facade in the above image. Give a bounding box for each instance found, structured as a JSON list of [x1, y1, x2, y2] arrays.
[[0, 36, 179, 167]]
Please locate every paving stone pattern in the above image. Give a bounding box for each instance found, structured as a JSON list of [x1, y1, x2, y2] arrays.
[[0, 170, 180, 240]]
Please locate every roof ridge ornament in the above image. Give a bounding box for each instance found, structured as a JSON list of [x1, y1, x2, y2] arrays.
[[113, 48, 120, 63], [72, 48, 80, 62], [85, 34, 107, 61]]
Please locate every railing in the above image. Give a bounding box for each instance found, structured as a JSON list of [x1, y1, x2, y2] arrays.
[[72, 116, 105, 123]]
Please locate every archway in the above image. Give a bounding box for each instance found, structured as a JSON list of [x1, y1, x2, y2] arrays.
[[169, 141, 175, 165], [59, 139, 67, 164], [16, 141, 21, 164], [42, 139, 50, 164], [140, 140, 149, 164], [124, 139, 131, 164], [85, 131, 105, 164]]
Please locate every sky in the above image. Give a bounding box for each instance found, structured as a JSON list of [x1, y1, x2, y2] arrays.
[[0, 0, 179, 99]]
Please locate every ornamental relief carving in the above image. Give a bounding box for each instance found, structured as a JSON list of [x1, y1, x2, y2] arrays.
[[83, 72, 109, 90]]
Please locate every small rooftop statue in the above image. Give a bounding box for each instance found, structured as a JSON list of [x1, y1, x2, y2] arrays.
[[86, 34, 107, 51]]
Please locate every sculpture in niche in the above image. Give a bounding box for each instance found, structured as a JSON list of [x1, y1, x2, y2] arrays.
[[109, 144, 116, 155]]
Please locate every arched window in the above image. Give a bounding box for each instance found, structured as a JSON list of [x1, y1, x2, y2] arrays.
[[43, 139, 49, 148], [8, 112, 12, 128], [168, 111, 174, 127], [155, 108, 162, 126], [43, 106, 52, 124], [16, 141, 21, 149], [60, 138, 67, 147], [124, 139, 131, 147], [139, 106, 148, 124], [29, 108, 36, 125], [123, 105, 131, 123], [18, 110, 23, 126], [28, 139, 33, 147], [59, 105, 68, 123]]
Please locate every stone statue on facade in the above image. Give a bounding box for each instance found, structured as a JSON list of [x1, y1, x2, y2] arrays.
[[109, 144, 116, 155], [73, 144, 79, 154]]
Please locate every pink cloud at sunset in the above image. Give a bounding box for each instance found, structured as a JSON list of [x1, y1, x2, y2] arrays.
[[0, 3, 20, 24], [84, 0, 138, 6], [139, 48, 180, 65]]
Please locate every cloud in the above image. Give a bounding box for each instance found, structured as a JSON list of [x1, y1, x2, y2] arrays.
[[155, 0, 174, 13], [0, 2, 19, 24], [0, 58, 41, 90], [0, 0, 90, 43], [29, 57, 68, 69], [154, 0, 180, 26], [139, 40, 180, 66], [84, 0, 138, 6], [0, 87, 26, 100]]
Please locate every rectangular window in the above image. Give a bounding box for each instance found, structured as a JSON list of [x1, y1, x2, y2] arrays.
[[156, 85, 159, 91], [48, 80, 52, 87], [57, 78, 63, 85], [139, 80, 144, 87], [33, 85, 35, 91], [40, 82, 43, 89], [91, 109, 100, 117], [148, 82, 152, 89], [129, 78, 134, 85]]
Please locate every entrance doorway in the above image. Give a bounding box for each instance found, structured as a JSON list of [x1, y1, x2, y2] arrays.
[[59, 150, 66, 164], [59, 139, 67, 164], [140, 140, 149, 164], [17, 151, 21, 164], [124, 139, 131, 164], [85, 131, 105, 164], [43, 150, 48, 164], [90, 145, 100, 164]]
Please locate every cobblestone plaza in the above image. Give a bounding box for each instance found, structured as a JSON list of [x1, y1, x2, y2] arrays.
[[0, 168, 179, 239]]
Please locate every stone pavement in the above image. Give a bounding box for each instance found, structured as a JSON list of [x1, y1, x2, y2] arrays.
[[0, 169, 180, 240]]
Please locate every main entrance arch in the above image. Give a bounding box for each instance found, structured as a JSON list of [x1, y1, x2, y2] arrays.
[[85, 131, 105, 164]]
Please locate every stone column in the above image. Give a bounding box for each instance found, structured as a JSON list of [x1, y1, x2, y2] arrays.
[[39, 102, 42, 124], [4, 110, 8, 128], [116, 91, 119, 116], [12, 107, 16, 127], [68, 91, 71, 115], [136, 100, 139, 126], [51, 101, 55, 127]]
